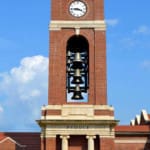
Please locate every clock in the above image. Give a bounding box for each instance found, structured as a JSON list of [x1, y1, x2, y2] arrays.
[[69, 1, 87, 17]]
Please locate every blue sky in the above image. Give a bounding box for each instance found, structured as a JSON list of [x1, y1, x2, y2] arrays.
[[0, 0, 150, 131]]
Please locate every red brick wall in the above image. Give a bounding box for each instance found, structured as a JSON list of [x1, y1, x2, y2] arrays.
[[115, 125, 150, 150], [69, 135, 87, 150], [0, 132, 40, 150], [48, 29, 107, 105], [115, 143, 147, 150], [45, 137, 56, 150], [43, 136, 61, 150], [94, 109, 114, 116], [94, 30, 107, 105], [99, 138, 115, 150], [48, 0, 107, 105], [0, 139, 16, 150], [51, 0, 104, 20], [42, 109, 61, 116]]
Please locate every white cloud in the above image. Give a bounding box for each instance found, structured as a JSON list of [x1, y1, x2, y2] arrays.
[[0, 55, 48, 131], [10, 55, 48, 83], [0, 55, 48, 100], [106, 19, 119, 27], [133, 25, 150, 35]]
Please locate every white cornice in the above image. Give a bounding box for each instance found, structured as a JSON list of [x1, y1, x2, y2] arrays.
[[49, 20, 106, 31]]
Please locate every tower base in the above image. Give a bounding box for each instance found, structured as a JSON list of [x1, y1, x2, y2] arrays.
[[37, 105, 118, 150]]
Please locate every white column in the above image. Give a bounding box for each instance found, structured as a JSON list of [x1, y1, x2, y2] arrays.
[[86, 135, 96, 150], [60, 135, 70, 150]]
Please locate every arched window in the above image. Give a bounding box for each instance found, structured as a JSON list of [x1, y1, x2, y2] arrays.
[[66, 35, 89, 102]]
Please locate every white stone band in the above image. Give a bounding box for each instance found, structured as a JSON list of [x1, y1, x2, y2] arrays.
[[49, 20, 106, 31], [115, 139, 150, 144]]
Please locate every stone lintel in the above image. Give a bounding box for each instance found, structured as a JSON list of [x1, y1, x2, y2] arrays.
[[39, 122, 116, 138], [49, 20, 106, 31], [37, 119, 118, 127]]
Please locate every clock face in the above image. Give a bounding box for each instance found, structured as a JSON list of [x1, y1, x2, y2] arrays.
[[69, 1, 87, 17]]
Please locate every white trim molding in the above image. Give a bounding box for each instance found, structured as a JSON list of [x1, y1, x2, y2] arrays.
[[0, 137, 26, 147], [49, 20, 106, 31], [115, 139, 150, 144]]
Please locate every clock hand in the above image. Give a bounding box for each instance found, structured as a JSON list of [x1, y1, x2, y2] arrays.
[[72, 8, 83, 12]]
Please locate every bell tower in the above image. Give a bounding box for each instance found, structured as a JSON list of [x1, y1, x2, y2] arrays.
[[38, 0, 118, 149]]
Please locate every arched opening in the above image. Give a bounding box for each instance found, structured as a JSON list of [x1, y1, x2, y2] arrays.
[[66, 35, 89, 102]]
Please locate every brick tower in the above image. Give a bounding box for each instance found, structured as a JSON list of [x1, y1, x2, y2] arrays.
[[37, 0, 118, 149]]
